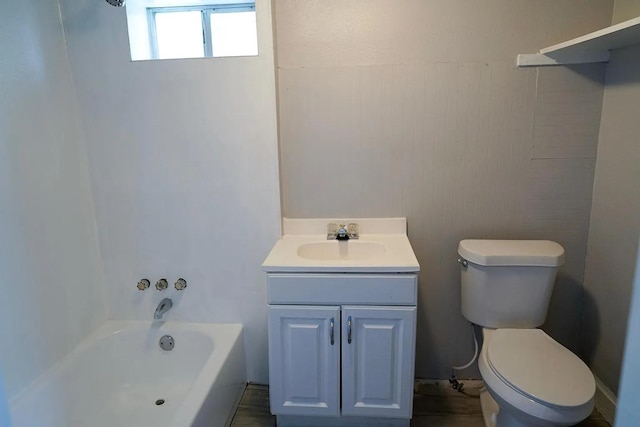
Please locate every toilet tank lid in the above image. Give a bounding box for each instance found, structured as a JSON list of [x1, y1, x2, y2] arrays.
[[458, 240, 565, 267]]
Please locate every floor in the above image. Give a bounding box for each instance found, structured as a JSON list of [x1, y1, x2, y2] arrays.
[[230, 383, 611, 427]]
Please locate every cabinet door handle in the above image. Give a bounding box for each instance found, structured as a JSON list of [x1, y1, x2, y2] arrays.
[[330, 317, 335, 345], [347, 316, 352, 344]]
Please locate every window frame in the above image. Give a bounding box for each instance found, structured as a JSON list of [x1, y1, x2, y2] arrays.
[[147, 3, 256, 60]]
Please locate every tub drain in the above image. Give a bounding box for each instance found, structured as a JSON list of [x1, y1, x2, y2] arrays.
[[159, 335, 174, 351], [155, 399, 165, 406]]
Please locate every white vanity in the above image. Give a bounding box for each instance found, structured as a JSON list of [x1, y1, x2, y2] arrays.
[[262, 218, 420, 427]]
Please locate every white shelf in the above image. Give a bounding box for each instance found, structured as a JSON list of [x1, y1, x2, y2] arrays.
[[517, 16, 640, 67]]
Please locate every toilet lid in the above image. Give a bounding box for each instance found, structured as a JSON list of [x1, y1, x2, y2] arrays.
[[487, 329, 595, 408]]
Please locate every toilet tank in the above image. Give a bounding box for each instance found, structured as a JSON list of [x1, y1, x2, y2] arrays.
[[458, 240, 565, 328]]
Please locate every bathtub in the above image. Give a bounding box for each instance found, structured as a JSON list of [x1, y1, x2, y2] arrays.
[[9, 321, 246, 427]]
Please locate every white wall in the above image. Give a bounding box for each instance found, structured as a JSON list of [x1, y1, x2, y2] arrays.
[[0, 0, 107, 401], [274, 0, 613, 379], [612, 0, 640, 23], [581, 44, 640, 394], [616, 238, 640, 425], [58, 0, 281, 383]]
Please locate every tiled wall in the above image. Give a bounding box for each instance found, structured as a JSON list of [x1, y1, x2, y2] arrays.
[[612, 0, 640, 23], [275, 0, 612, 379], [582, 45, 640, 394], [530, 66, 605, 352]]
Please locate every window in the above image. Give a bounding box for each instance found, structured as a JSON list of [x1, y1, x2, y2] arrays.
[[124, 0, 258, 61], [148, 4, 257, 60]]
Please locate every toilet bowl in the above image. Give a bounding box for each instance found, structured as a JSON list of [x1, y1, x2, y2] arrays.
[[478, 328, 594, 427]]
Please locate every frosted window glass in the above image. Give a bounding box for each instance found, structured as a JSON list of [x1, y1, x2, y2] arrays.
[[210, 11, 258, 57], [155, 11, 204, 59]]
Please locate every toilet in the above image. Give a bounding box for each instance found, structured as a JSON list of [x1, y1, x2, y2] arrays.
[[458, 239, 595, 427]]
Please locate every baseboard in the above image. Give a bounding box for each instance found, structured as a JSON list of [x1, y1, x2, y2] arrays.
[[594, 375, 617, 425]]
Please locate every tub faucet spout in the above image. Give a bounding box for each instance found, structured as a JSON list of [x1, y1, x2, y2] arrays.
[[154, 298, 173, 320]]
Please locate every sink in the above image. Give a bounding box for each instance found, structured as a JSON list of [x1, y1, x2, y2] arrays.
[[262, 218, 420, 273], [297, 241, 387, 261]]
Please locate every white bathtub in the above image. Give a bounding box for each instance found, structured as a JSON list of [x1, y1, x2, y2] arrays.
[[9, 321, 246, 427]]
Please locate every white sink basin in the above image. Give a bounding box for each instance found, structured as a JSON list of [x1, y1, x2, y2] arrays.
[[297, 241, 387, 261], [262, 218, 420, 273]]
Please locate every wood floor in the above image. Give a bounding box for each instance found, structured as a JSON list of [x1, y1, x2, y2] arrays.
[[230, 383, 611, 427]]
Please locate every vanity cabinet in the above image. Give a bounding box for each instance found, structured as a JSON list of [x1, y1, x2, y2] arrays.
[[262, 218, 420, 426], [268, 305, 416, 419], [266, 273, 418, 426]]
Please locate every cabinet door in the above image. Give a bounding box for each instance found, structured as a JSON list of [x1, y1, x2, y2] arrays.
[[341, 306, 416, 418], [268, 305, 340, 416]]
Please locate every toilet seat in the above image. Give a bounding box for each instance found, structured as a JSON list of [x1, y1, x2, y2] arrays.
[[487, 329, 595, 408]]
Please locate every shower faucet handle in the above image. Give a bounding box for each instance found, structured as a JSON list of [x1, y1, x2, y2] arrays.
[[137, 278, 150, 291], [174, 278, 187, 291], [155, 278, 169, 291]]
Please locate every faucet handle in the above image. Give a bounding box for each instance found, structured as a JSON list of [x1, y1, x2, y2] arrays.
[[327, 223, 338, 240], [348, 223, 359, 239], [137, 278, 150, 291], [175, 278, 187, 290], [155, 278, 168, 291]]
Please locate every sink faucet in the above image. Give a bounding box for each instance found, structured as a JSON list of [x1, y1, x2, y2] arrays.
[[336, 225, 350, 240], [154, 298, 173, 320], [327, 223, 359, 240]]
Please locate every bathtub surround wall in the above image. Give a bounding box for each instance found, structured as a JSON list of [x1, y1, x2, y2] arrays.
[[0, 0, 107, 400], [274, 0, 612, 380], [57, 0, 281, 383], [581, 44, 640, 395]]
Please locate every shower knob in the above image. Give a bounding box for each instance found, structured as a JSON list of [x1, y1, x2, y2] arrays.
[[155, 278, 169, 291], [175, 278, 187, 290], [137, 278, 150, 291]]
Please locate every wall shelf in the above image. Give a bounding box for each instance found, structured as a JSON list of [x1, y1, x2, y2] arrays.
[[517, 16, 640, 67]]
